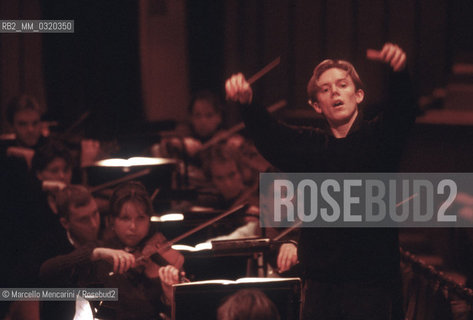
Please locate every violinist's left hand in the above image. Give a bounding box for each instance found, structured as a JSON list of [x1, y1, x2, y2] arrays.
[[158, 265, 182, 306], [158, 265, 180, 286]]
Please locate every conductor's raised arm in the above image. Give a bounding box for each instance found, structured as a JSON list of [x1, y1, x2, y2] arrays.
[[366, 43, 407, 72], [225, 73, 253, 104]]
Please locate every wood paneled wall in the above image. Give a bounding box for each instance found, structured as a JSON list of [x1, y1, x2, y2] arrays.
[[0, 0, 45, 131]]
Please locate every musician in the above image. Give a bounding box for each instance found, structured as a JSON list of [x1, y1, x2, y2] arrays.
[[1, 97, 50, 280], [41, 182, 183, 319], [160, 91, 224, 157], [1, 95, 47, 214], [156, 91, 244, 189], [201, 144, 259, 239], [2, 95, 47, 166], [232, 139, 272, 187], [0, 140, 73, 318], [188, 90, 224, 143], [203, 144, 298, 274], [217, 289, 280, 320], [1, 141, 72, 281], [30, 141, 75, 243], [32, 140, 74, 190], [103, 181, 185, 318], [55, 185, 101, 247], [35, 185, 101, 320], [226, 43, 417, 319]]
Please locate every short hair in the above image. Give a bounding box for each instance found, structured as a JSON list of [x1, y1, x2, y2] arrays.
[[6, 94, 43, 124], [307, 59, 364, 102], [31, 140, 74, 174], [55, 185, 93, 219], [109, 181, 153, 218], [188, 90, 223, 116], [203, 144, 242, 180], [217, 289, 280, 320]]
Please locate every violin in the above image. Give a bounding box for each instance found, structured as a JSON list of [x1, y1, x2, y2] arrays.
[[94, 232, 185, 320], [102, 232, 184, 276], [136, 232, 185, 271], [107, 203, 248, 283]]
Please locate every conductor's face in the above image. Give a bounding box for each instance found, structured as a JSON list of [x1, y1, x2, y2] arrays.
[[312, 68, 364, 129]]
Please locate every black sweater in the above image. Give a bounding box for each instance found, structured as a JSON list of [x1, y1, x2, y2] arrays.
[[240, 69, 417, 282]]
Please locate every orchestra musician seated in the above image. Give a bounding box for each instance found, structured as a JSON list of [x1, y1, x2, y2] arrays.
[[41, 182, 184, 320], [202, 145, 298, 274], [2, 141, 76, 320], [32, 140, 74, 193], [6, 141, 74, 281], [158, 90, 225, 158], [201, 144, 260, 240], [37, 185, 101, 320], [217, 289, 281, 320], [2, 94, 47, 168], [156, 91, 244, 189], [29, 141, 75, 246], [1, 97, 52, 280]]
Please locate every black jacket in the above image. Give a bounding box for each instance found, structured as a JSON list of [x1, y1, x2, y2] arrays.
[[240, 69, 417, 282]]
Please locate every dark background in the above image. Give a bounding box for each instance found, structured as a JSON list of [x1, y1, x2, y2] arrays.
[[1, 0, 473, 300], [0, 0, 472, 166], [1, 1, 472, 123]]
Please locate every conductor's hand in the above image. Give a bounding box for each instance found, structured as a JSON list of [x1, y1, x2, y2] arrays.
[[277, 243, 298, 273], [225, 73, 253, 104], [366, 43, 406, 72]]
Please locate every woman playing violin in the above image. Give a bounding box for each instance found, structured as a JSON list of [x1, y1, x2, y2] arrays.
[[95, 181, 184, 319], [40, 181, 184, 320]]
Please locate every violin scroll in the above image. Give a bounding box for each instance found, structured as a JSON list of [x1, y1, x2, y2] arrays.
[[141, 232, 185, 270]]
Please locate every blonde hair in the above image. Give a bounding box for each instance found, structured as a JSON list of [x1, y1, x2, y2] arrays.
[[307, 59, 364, 103]]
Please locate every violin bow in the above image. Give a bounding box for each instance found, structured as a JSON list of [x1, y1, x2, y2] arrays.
[[247, 56, 280, 85], [89, 168, 152, 194], [198, 56, 283, 152], [199, 99, 286, 152], [146, 203, 249, 256]]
